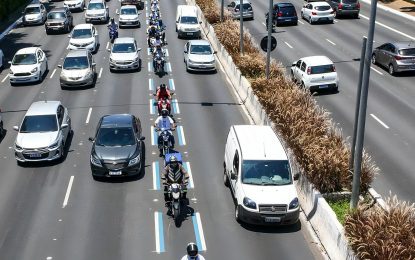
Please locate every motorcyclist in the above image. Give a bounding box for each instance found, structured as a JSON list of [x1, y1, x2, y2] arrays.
[[107, 18, 118, 40], [162, 155, 189, 202], [180, 243, 206, 260], [156, 83, 171, 101], [154, 109, 175, 156]]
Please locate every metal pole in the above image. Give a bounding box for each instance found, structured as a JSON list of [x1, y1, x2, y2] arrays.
[[350, 0, 377, 209], [349, 36, 367, 171], [265, 0, 273, 79], [239, 0, 244, 55], [220, 0, 224, 22]]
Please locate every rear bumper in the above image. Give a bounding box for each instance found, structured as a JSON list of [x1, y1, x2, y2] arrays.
[[275, 16, 298, 24], [337, 9, 359, 15], [310, 15, 334, 22], [178, 30, 201, 38], [309, 83, 338, 92]]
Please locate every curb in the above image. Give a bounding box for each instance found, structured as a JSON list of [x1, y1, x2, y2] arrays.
[[361, 0, 415, 22]]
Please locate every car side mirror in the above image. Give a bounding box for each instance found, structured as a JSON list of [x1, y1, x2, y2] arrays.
[[88, 137, 95, 142], [84, 7, 87, 10], [67, 35, 71, 38], [199, 21, 202, 24], [292, 62, 296, 67], [230, 171, 236, 180], [58, 65, 62, 68], [139, 136, 145, 141], [175, 20, 178, 23], [107, 48, 111, 52], [13, 126, 19, 131], [61, 123, 69, 129], [116, 11, 119, 15], [213, 51, 217, 54], [294, 172, 300, 181], [8, 61, 12, 64]]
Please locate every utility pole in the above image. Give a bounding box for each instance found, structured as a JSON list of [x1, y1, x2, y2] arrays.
[[265, 0, 273, 79], [220, 0, 224, 22], [239, 0, 244, 55], [350, 1, 377, 209]]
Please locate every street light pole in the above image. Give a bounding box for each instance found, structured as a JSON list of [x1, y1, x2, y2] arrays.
[[265, 0, 273, 79], [350, 0, 378, 209], [239, 0, 244, 55], [221, 0, 224, 22]]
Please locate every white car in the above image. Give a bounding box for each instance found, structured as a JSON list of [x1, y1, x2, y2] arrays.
[[68, 24, 99, 53], [22, 4, 47, 26], [14, 101, 71, 164], [9, 47, 48, 85], [0, 49, 4, 70], [290, 55, 339, 92], [183, 40, 216, 72], [64, 0, 86, 12], [109, 37, 141, 71], [118, 5, 140, 28], [85, 0, 109, 23], [301, 1, 334, 24]]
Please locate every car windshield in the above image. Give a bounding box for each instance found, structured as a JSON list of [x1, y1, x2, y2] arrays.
[[12, 54, 37, 65], [20, 115, 58, 133], [242, 160, 292, 185], [25, 7, 40, 14], [190, 45, 212, 54], [180, 16, 198, 24], [310, 64, 335, 74], [63, 56, 89, 70], [112, 43, 136, 53], [48, 12, 66, 19], [96, 127, 135, 146], [343, 0, 358, 3], [315, 5, 331, 11], [72, 29, 92, 38], [88, 3, 104, 10], [121, 8, 137, 15], [399, 48, 415, 56]]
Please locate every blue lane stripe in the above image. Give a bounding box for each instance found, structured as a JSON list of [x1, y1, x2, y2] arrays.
[[151, 98, 156, 114], [147, 48, 151, 56], [177, 126, 184, 146], [166, 63, 172, 72], [148, 62, 152, 72], [155, 161, 160, 190], [153, 127, 158, 146], [150, 78, 154, 91], [182, 162, 193, 189], [168, 78, 175, 90], [172, 100, 178, 114], [158, 212, 165, 252], [192, 215, 203, 251]]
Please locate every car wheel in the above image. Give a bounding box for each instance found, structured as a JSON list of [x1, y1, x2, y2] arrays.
[[334, 11, 338, 18], [138, 59, 142, 72], [371, 54, 377, 65], [45, 29, 50, 35], [309, 18, 313, 24], [235, 205, 241, 223], [354, 13, 359, 19], [223, 168, 229, 187], [301, 12, 304, 19], [388, 64, 395, 75]]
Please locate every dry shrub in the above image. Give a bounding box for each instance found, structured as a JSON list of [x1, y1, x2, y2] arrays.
[[214, 20, 258, 56], [195, 0, 233, 24], [345, 196, 415, 260]]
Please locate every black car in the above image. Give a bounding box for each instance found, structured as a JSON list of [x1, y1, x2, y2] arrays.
[[89, 114, 145, 179], [45, 7, 74, 34], [266, 3, 298, 27], [327, 0, 360, 18]]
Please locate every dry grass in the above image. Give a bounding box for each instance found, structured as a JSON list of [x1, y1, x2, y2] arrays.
[[344, 196, 415, 259]]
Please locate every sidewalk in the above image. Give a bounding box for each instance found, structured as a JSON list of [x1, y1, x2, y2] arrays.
[[381, 0, 415, 17]]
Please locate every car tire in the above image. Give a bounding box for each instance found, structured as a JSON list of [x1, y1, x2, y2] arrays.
[[334, 11, 338, 18], [235, 205, 241, 223], [290, 70, 296, 82], [354, 13, 359, 19], [138, 59, 142, 72], [309, 18, 313, 24], [371, 54, 377, 65], [0, 121, 4, 137], [45, 29, 50, 35], [223, 168, 230, 187], [301, 81, 305, 89], [388, 64, 395, 75]]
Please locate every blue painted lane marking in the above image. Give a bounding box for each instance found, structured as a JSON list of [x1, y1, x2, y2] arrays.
[[168, 78, 175, 90], [192, 213, 207, 251]]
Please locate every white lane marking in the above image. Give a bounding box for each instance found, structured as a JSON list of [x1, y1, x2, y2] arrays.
[[149, 99, 155, 114], [62, 176, 74, 208], [1, 74, 9, 83], [152, 162, 159, 190], [165, 49, 169, 57], [115, 9, 118, 14], [177, 126, 186, 145], [166, 63, 172, 73], [262, 22, 266, 27], [148, 78, 153, 90], [85, 107, 92, 124], [284, 41, 293, 49], [359, 14, 415, 41], [169, 78, 175, 90], [154, 211, 165, 253], [172, 99, 180, 114], [148, 62, 152, 72], [370, 66, 384, 75], [185, 162, 194, 188], [98, 68, 103, 78], [193, 212, 207, 251], [49, 68, 57, 79], [370, 114, 389, 129], [298, 20, 304, 25], [151, 126, 155, 145], [106, 42, 109, 50], [326, 39, 336, 45]]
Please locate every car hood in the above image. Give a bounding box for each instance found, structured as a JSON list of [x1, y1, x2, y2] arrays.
[[10, 64, 38, 73], [16, 131, 59, 149], [241, 183, 298, 205], [61, 68, 90, 78], [110, 52, 138, 61], [65, 0, 82, 4], [46, 18, 66, 24], [24, 13, 42, 20], [93, 144, 138, 161], [70, 37, 95, 44], [86, 9, 106, 15], [188, 53, 215, 63], [120, 14, 139, 20]]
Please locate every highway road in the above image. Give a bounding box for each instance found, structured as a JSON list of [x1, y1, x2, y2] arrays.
[[0, 0, 322, 259], [240, 0, 415, 202]]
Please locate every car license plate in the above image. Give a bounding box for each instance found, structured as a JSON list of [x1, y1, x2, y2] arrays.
[[126, 22, 132, 25], [29, 153, 41, 158], [285, 19, 291, 22], [186, 32, 193, 36], [109, 171, 122, 176], [319, 85, 329, 89], [265, 217, 281, 223]]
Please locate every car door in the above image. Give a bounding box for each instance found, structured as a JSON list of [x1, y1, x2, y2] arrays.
[[385, 43, 396, 66], [41, 5, 46, 20], [299, 61, 307, 82], [230, 150, 240, 194], [37, 50, 44, 72], [293, 59, 302, 80], [184, 42, 190, 62], [57, 105, 69, 141], [92, 26, 98, 46], [376, 44, 388, 66]]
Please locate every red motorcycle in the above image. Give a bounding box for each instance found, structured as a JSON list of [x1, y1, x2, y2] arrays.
[[154, 92, 174, 115]]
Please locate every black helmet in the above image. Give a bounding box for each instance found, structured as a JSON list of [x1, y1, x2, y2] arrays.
[[155, 35, 160, 40], [187, 243, 198, 257], [160, 83, 166, 89], [110, 17, 115, 23], [161, 109, 169, 117]]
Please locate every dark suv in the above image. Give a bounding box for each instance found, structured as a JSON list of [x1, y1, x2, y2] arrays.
[[327, 0, 360, 18], [89, 114, 145, 180], [45, 7, 73, 34], [266, 3, 298, 27], [121, 0, 145, 10]]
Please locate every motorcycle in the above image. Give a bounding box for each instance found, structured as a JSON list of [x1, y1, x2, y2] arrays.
[[167, 183, 183, 226], [156, 129, 174, 157], [108, 27, 118, 44], [153, 53, 165, 76]]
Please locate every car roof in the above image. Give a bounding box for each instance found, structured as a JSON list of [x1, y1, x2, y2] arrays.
[[275, 3, 295, 7], [311, 1, 331, 6], [66, 49, 89, 58], [189, 40, 211, 46], [300, 56, 333, 66], [233, 125, 288, 160], [26, 101, 60, 116], [73, 23, 93, 30], [392, 41, 415, 49], [101, 114, 134, 128], [26, 4, 42, 8], [15, 47, 39, 55], [114, 37, 135, 44], [49, 7, 68, 13]]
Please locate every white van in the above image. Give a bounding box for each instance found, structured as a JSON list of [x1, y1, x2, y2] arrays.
[[223, 125, 300, 225], [175, 5, 201, 39]]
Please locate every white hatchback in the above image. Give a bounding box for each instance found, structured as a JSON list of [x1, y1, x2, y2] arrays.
[[118, 5, 140, 28], [183, 40, 216, 72], [301, 1, 334, 24], [68, 24, 99, 53], [109, 37, 142, 71], [290, 56, 339, 92], [9, 47, 48, 85]]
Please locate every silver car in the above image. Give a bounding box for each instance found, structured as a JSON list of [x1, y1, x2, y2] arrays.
[[22, 4, 47, 26], [59, 50, 96, 89], [227, 0, 254, 20], [14, 101, 72, 164], [109, 37, 141, 71], [117, 5, 141, 28], [372, 41, 415, 75]]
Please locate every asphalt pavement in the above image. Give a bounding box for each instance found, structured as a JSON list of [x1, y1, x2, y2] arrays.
[[0, 0, 322, 259]]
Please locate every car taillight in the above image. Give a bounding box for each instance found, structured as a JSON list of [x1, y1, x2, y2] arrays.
[[338, 3, 343, 9], [312, 11, 317, 15], [307, 67, 311, 75], [394, 55, 411, 60], [277, 11, 283, 17], [357, 2, 360, 8]]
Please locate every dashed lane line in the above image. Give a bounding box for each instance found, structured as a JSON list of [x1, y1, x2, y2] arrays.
[[172, 99, 180, 114], [152, 161, 161, 190], [1, 74, 9, 83], [183, 162, 195, 189], [326, 39, 336, 45], [370, 113, 390, 129], [359, 14, 415, 41], [284, 41, 293, 49], [177, 126, 186, 146], [49, 68, 57, 79], [154, 212, 165, 253], [192, 212, 207, 251], [98, 68, 103, 78], [370, 66, 384, 75], [62, 176, 74, 208], [85, 107, 92, 124], [168, 78, 175, 90]]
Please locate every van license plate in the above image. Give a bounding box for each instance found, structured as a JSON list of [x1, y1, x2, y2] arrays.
[[265, 217, 281, 223], [109, 171, 122, 176]]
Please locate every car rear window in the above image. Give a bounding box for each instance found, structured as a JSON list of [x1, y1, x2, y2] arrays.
[[343, 0, 358, 3], [399, 48, 415, 56], [314, 6, 331, 11], [236, 3, 252, 10], [280, 6, 296, 15], [310, 65, 335, 74]]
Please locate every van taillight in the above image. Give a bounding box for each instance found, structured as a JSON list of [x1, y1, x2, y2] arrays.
[[307, 67, 311, 75]]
